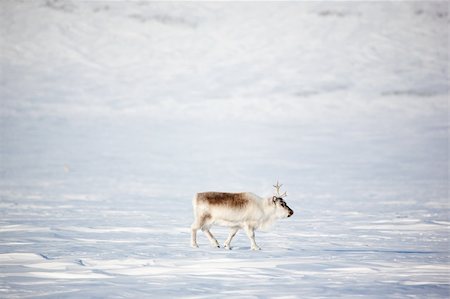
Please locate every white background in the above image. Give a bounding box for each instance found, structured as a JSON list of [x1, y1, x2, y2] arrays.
[[0, 1, 448, 298]]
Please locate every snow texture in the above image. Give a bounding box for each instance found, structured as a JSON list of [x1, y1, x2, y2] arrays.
[[0, 1, 448, 298]]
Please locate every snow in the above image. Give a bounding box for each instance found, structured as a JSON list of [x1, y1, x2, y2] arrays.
[[0, 0, 448, 298]]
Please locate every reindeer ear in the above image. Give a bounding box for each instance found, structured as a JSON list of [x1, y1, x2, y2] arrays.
[[272, 196, 277, 204]]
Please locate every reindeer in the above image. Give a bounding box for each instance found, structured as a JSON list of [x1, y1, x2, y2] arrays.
[[190, 182, 294, 250]]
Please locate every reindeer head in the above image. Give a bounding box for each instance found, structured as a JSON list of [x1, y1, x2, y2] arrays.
[[272, 181, 294, 218]]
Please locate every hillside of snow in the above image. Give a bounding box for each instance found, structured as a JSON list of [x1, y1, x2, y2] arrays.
[[0, 1, 448, 298]]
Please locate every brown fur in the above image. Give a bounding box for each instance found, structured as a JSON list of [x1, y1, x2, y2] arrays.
[[200, 213, 211, 223], [197, 192, 249, 209]]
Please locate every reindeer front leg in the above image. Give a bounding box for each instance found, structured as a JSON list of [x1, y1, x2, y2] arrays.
[[224, 227, 239, 250], [244, 225, 260, 250]]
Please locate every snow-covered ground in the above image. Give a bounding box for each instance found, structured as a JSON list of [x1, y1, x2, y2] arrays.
[[0, 1, 448, 298]]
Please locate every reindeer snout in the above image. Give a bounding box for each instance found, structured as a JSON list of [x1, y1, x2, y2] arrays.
[[288, 209, 294, 217]]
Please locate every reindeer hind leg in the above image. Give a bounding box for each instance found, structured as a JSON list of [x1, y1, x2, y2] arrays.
[[198, 214, 219, 248], [192, 212, 216, 248], [203, 227, 220, 248], [190, 214, 206, 248]]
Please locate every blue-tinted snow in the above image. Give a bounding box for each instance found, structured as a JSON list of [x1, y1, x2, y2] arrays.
[[0, 1, 448, 298]]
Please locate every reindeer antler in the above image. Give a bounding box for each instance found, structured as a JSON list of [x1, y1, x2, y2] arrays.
[[273, 181, 287, 198]]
